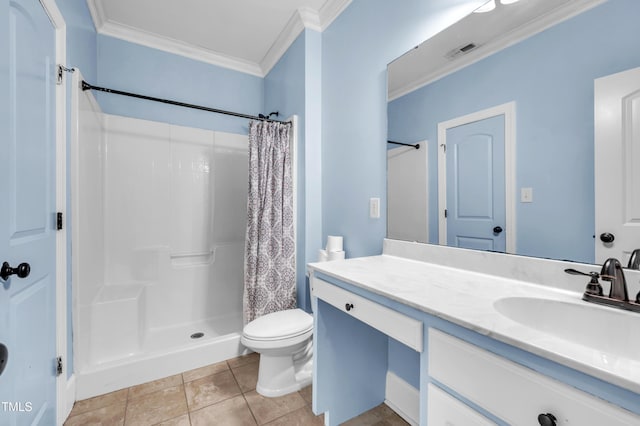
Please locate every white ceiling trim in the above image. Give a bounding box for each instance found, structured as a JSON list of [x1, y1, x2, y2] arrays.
[[318, 0, 352, 31], [87, 0, 352, 78], [260, 9, 310, 76], [388, 0, 607, 101], [86, 0, 263, 76]]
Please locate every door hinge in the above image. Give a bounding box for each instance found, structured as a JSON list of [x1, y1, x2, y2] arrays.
[[440, 143, 446, 153], [56, 356, 63, 376], [444, 209, 448, 218], [56, 212, 63, 231]]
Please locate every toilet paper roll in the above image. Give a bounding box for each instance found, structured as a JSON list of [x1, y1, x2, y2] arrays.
[[318, 249, 328, 262], [327, 250, 345, 261], [326, 235, 344, 252]]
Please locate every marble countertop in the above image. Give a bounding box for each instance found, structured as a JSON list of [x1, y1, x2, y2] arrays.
[[308, 254, 640, 395]]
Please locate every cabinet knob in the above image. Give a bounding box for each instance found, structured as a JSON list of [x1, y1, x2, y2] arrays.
[[537, 413, 557, 426], [345, 303, 354, 311]]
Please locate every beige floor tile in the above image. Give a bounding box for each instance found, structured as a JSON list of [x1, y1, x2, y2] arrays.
[[128, 374, 183, 400], [69, 389, 128, 416], [263, 405, 324, 426], [342, 404, 409, 426], [154, 413, 191, 426], [298, 385, 312, 405], [190, 395, 257, 426], [64, 400, 126, 426], [184, 369, 242, 411], [227, 352, 259, 369], [244, 390, 307, 425], [124, 384, 188, 426], [183, 361, 229, 383], [231, 361, 259, 393]]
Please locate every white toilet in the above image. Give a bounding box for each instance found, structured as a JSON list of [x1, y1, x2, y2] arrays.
[[241, 308, 313, 397]]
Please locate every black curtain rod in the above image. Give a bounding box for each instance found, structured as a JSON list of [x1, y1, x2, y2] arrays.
[[81, 81, 291, 125], [388, 140, 420, 149]]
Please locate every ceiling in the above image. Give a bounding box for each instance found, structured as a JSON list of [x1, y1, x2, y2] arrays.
[[87, 0, 351, 77], [388, 0, 606, 100]]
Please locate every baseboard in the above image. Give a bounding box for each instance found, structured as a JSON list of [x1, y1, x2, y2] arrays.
[[385, 371, 419, 426]]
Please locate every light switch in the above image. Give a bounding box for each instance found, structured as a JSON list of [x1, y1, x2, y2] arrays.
[[370, 197, 380, 218], [521, 187, 533, 203]]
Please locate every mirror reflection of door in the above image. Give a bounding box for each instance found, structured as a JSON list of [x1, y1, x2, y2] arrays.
[[594, 66, 640, 264], [445, 115, 506, 251], [438, 102, 515, 253]]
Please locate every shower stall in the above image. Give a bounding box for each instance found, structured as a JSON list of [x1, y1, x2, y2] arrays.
[[70, 72, 253, 399]]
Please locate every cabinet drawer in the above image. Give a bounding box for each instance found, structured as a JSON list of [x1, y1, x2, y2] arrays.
[[427, 383, 496, 426], [428, 328, 640, 425], [311, 277, 422, 352]]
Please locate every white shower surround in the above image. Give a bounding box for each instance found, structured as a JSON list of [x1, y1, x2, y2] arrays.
[[71, 73, 257, 399]]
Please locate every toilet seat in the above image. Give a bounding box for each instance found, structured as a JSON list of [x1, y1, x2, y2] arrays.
[[243, 308, 313, 341]]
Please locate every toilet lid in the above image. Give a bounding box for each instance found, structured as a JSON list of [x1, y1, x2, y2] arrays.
[[244, 308, 313, 340]]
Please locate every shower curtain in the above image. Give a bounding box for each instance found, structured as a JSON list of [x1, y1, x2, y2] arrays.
[[243, 120, 295, 324]]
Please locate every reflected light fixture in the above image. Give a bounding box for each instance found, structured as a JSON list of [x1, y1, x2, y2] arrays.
[[474, 0, 496, 13], [475, 0, 521, 13]]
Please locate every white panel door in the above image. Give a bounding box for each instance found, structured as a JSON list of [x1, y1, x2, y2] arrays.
[[0, 0, 57, 424], [595, 66, 640, 264], [445, 115, 506, 252]]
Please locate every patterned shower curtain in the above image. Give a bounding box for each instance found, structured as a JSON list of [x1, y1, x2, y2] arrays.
[[243, 120, 296, 324]]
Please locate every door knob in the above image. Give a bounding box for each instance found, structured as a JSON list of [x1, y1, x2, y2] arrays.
[[0, 343, 7, 376], [1, 262, 31, 281], [599, 232, 615, 243], [493, 226, 503, 234]]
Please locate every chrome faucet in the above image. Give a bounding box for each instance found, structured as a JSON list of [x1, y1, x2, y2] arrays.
[[600, 258, 628, 301]]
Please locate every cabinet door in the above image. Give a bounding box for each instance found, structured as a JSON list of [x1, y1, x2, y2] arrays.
[[428, 329, 640, 425]]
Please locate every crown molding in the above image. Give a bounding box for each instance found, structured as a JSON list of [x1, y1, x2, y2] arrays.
[[86, 0, 106, 30], [260, 9, 312, 76], [319, 0, 353, 31], [388, 0, 607, 101], [87, 0, 353, 77]]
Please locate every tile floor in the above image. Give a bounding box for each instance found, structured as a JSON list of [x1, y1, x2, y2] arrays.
[[64, 352, 409, 425]]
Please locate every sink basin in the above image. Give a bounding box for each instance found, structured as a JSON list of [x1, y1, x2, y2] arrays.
[[493, 297, 640, 359]]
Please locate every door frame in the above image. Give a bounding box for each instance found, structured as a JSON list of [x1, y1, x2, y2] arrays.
[[38, 0, 70, 423], [437, 102, 516, 253]]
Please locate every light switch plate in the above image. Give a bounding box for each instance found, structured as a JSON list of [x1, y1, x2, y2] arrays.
[[521, 187, 533, 203], [370, 197, 380, 218]]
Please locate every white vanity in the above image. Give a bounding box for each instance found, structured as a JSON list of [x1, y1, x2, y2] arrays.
[[308, 239, 640, 426]]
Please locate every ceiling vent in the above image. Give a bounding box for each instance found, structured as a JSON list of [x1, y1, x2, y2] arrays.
[[445, 42, 480, 60]]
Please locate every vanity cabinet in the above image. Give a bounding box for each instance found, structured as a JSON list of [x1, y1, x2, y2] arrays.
[[428, 328, 640, 425], [310, 273, 640, 426]]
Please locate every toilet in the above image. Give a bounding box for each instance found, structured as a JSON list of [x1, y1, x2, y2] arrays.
[[241, 308, 314, 397]]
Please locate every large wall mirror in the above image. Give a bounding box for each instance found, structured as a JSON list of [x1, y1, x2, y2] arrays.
[[387, 0, 640, 264]]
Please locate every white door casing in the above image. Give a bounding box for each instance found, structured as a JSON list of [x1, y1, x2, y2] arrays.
[[437, 102, 516, 253]]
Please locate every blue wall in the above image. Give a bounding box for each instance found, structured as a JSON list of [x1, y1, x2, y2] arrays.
[[96, 35, 263, 136], [321, 0, 486, 259], [388, 0, 640, 264], [320, 0, 486, 395]]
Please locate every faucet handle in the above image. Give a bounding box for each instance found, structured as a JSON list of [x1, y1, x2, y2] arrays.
[[564, 268, 603, 296]]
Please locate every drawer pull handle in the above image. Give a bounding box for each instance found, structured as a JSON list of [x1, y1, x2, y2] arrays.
[[537, 413, 557, 426], [345, 303, 354, 311]]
